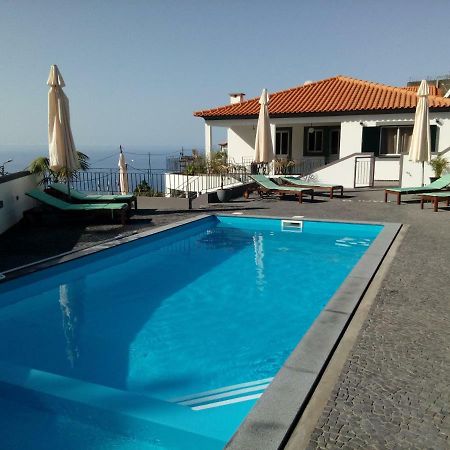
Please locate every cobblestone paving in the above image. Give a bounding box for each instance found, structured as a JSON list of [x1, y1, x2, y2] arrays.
[[1, 189, 449, 448], [306, 222, 450, 450]]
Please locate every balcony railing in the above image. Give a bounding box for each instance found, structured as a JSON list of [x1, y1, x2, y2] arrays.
[[239, 157, 325, 175], [45, 167, 252, 198]]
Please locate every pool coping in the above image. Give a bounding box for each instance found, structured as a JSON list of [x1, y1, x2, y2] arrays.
[[0, 213, 402, 449]]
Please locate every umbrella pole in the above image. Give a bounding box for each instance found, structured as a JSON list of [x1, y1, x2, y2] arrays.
[[422, 161, 425, 187]]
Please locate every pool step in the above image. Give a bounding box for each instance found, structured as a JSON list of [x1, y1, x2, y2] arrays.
[[169, 377, 273, 411]]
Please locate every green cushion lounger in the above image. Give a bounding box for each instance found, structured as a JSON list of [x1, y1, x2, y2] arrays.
[[48, 182, 137, 210], [384, 174, 450, 205], [249, 175, 314, 203], [26, 189, 129, 225], [280, 176, 344, 199], [420, 191, 450, 212]]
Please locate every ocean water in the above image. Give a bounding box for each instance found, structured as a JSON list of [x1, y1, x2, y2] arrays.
[[0, 144, 199, 173]]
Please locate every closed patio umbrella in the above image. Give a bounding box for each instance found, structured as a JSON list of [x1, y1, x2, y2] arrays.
[[118, 145, 129, 195], [254, 89, 274, 170], [48, 65, 79, 177], [408, 80, 431, 186]]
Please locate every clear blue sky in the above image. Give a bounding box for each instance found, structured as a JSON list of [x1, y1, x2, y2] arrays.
[[0, 0, 448, 150]]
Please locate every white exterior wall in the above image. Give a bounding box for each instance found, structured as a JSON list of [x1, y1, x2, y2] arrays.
[[227, 125, 257, 164], [374, 159, 400, 181], [204, 123, 212, 159], [400, 157, 435, 188], [211, 110, 450, 183], [340, 121, 363, 157], [436, 117, 450, 153], [395, 115, 450, 187], [291, 124, 304, 161], [0, 173, 38, 235]]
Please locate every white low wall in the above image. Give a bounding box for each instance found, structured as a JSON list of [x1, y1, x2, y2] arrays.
[[374, 159, 400, 181], [0, 172, 38, 235], [298, 154, 365, 188], [400, 150, 450, 187], [164, 173, 244, 196], [400, 157, 434, 187]]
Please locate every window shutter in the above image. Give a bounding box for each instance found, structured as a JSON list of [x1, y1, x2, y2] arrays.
[[361, 127, 381, 156], [430, 125, 437, 153]]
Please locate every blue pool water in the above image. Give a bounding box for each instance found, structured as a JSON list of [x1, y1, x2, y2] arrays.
[[0, 216, 382, 449]]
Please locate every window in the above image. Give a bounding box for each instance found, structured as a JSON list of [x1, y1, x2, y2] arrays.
[[379, 126, 413, 155], [275, 128, 292, 157], [330, 129, 340, 155], [307, 129, 323, 152]]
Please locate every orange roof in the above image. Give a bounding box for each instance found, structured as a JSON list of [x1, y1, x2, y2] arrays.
[[194, 76, 450, 119], [403, 85, 442, 96]]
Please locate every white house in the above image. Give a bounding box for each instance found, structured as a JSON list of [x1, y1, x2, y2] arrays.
[[194, 76, 450, 188]]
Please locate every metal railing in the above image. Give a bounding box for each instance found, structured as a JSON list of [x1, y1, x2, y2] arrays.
[[166, 155, 197, 173], [240, 157, 325, 175], [70, 169, 166, 196], [45, 167, 252, 198]]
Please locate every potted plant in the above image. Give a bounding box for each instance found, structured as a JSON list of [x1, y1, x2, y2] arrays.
[[208, 150, 231, 202], [429, 155, 449, 182], [216, 163, 231, 202]]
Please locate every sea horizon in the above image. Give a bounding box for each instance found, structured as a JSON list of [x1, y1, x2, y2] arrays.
[[0, 144, 203, 174]]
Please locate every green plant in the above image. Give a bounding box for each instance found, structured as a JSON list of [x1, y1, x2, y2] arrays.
[[181, 150, 208, 175], [429, 155, 449, 178], [28, 151, 90, 184], [207, 151, 240, 189], [206, 150, 228, 175], [185, 156, 207, 175], [133, 180, 162, 197], [274, 158, 296, 175]]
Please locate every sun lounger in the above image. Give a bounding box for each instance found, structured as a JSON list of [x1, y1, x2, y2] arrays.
[[420, 191, 450, 212], [280, 176, 343, 199], [250, 175, 314, 203], [49, 182, 137, 209], [26, 189, 129, 224], [384, 174, 450, 204]]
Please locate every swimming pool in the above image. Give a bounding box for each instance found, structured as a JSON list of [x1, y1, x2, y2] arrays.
[[0, 215, 395, 449]]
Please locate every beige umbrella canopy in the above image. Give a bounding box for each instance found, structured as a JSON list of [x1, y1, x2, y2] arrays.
[[48, 65, 79, 174], [118, 145, 129, 195], [408, 80, 431, 185], [254, 88, 274, 164]]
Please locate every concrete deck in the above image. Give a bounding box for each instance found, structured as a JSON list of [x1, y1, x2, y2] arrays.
[[1, 188, 449, 449]]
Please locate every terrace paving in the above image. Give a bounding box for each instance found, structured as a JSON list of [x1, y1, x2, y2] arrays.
[[1, 188, 449, 449]]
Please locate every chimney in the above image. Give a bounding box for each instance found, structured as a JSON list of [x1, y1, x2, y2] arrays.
[[229, 92, 245, 104]]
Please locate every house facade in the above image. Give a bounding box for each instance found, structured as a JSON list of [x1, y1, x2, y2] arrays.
[[194, 76, 450, 187]]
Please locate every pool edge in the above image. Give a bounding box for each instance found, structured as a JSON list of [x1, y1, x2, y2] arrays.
[[0, 213, 213, 282]]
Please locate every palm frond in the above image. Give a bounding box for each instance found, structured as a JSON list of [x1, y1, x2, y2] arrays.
[[76, 151, 90, 171], [28, 156, 50, 175]]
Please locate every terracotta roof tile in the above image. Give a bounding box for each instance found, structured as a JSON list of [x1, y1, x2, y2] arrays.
[[403, 85, 442, 96], [194, 76, 450, 119]]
